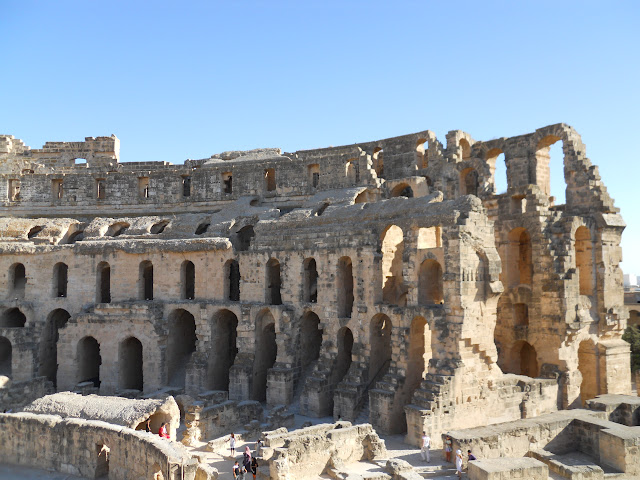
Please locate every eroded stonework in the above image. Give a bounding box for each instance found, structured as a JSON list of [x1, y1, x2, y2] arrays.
[[0, 125, 630, 447]]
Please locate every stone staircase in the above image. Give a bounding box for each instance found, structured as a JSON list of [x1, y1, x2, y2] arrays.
[[529, 449, 626, 479]]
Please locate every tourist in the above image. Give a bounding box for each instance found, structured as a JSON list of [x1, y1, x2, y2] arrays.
[[444, 435, 453, 463], [242, 446, 252, 474], [229, 432, 236, 456], [145, 418, 151, 433], [250, 455, 258, 480], [455, 449, 463, 477], [467, 449, 476, 462], [232, 460, 243, 479], [158, 422, 170, 439], [255, 438, 263, 457], [420, 430, 431, 462]]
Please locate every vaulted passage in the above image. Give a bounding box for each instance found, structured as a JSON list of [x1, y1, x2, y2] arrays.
[[303, 258, 318, 303], [337, 256, 354, 318], [208, 309, 238, 390], [406, 316, 430, 394], [266, 258, 282, 305], [332, 327, 353, 386], [0, 337, 11, 377], [575, 226, 594, 296], [77, 336, 101, 387], [381, 225, 406, 306], [253, 311, 277, 401], [10, 263, 25, 298], [119, 337, 143, 391], [418, 259, 443, 305], [97, 262, 111, 303], [139, 261, 153, 300], [226, 260, 240, 301], [182, 260, 195, 300], [300, 312, 323, 373], [369, 314, 392, 383], [461, 168, 479, 196], [39, 309, 70, 387], [53, 262, 68, 297], [167, 309, 197, 388], [0, 308, 26, 328]]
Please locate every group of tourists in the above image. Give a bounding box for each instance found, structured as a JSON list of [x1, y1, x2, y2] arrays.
[[230, 433, 259, 479], [422, 432, 476, 477]]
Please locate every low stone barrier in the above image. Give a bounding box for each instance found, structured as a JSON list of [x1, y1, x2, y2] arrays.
[[0, 375, 54, 411], [0, 412, 216, 480]]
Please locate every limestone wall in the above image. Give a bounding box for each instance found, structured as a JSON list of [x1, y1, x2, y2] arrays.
[[0, 412, 211, 480]]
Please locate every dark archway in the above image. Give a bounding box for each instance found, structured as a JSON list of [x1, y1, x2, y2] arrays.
[[181, 260, 195, 300], [97, 262, 111, 303], [337, 257, 354, 318], [252, 310, 277, 401], [225, 259, 240, 301], [0, 337, 11, 377], [303, 258, 318, 303], [381, 225, 406, 306], [235, 225, 255, 251], [300, 312, 323, 372], [167, 309, 197, 388], [77, 336, 101, 387], [139, 261, 153, 300], [0, 308, 26, 328], [369, 314, 392, 383], [418, 259, 443, 305], [39, 309, 70, 387], [208, 309, 238, 390], [9, 263, 26, 298], [119, 337, 143, 391], [266, 258, 282, 305], [332, 327, 353, 386], [53, 262, 68, 298]]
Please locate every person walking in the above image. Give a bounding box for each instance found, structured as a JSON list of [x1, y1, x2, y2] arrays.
[[420, 431, 431, 462], [229, 433, 236, 457], [242, 446, 252, 474], [455, 449, 463, 477], [232, 460, 244, 480], [250, 455, 258, 480], [444, 436, 452, 463]]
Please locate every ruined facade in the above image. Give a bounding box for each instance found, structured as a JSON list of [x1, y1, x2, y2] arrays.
[[0, 124, 630, 445]]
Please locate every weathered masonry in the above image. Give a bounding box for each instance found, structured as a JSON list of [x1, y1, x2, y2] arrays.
[[0, 124, 630, 445]]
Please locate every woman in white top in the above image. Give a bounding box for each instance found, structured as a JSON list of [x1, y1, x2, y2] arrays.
[[229, 433, 236, 456], [455, 449, 463, 477]]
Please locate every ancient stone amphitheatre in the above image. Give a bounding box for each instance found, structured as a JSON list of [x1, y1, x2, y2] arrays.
[[0, 125, 638, 479]]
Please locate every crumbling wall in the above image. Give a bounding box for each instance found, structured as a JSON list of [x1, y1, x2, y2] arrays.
[[0, 375, 53, 411]]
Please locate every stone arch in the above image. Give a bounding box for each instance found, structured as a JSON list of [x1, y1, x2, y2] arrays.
[[331, 327, 353, 386], [535, 135, 564, 198], [390, 183, 413, 198], [373, 147, 384, 176], [9, 263, 26, 298], [77, 336, 101, 387], [303, 258, 318, 303], [407, 316, 430, 393], [225, 259, 240, 301], [39, 308, 70, 387], [207, 309, 238, 390], [0, 308, 26, 328], [416, 138, 428, 169], [166, 309, 197, 388], [139, 260, 153, 300], [252, 310, 277, 401], [346, 159, 359, 185], [578, 339, 598, 405], [0, 336, 11, 377], [506, 227, 532, 287], [300, 311, 323, 373], [337, 256, 354, 318], [486, 147, 507, 194], [266, 258, 282, 305], [234, 225, 255, 251], [97, 261, 111, 303], [119, 336, 143, 391], [106, 221, 129, 237], [418, 259, 443, 305], [181, 260, 195, 300], [504, 340, 538, 377], [381, 225, 406, 306], [629, 309, 640, 328], [369, 314, 392, 383], [459, 138, 471, 160], [575, 226, 594, 296], [460, 167, 479, 196], [53, 262, 68, 298]]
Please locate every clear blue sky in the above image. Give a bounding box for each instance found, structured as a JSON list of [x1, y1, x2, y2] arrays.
[[2, 1, 639, 274]]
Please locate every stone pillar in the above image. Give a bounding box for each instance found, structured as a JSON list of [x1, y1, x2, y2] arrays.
[[266, 366, 294, 407], [228, 363, 252, 401], [599, 339, 632, 396]]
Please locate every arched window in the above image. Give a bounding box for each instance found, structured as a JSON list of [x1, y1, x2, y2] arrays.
[[77, 336, 101, 387], [235, 225, 255, 251], [225, 259, 240, 301], [535, 135, 565, 202], [461, 168, 479, 196], [53, 262, 68, 298], [303, 258, 318, 303], [459, 138, 471, 160], [337, 257, 354, 318], [0, 308, 26, 327], [486, 148, 507, 194], [575, 226, 594, 296], [381, 225, 406, 306], [97, 262, 111, 304], [373, 147, 384, 176], [346, 160, 359, 185], [300, 312, 322, 372], [266, 258, 282, 305], [507, 228, 532, 287], [418, 259, 443, 305], [391, 183, 413, 198], [369, 314, 392, 382], [167, 309, 197, 387], [9, 263, 26, 298], [119, 337, 143, 391], [208, 309, 238, 390], [181, 261, 195, 300], [39, 309, 70, 387], [416, 139, 428, 169], [252, 310, 277, 401], [332, 327, 353, 386], [139, 261, 153, 300]]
